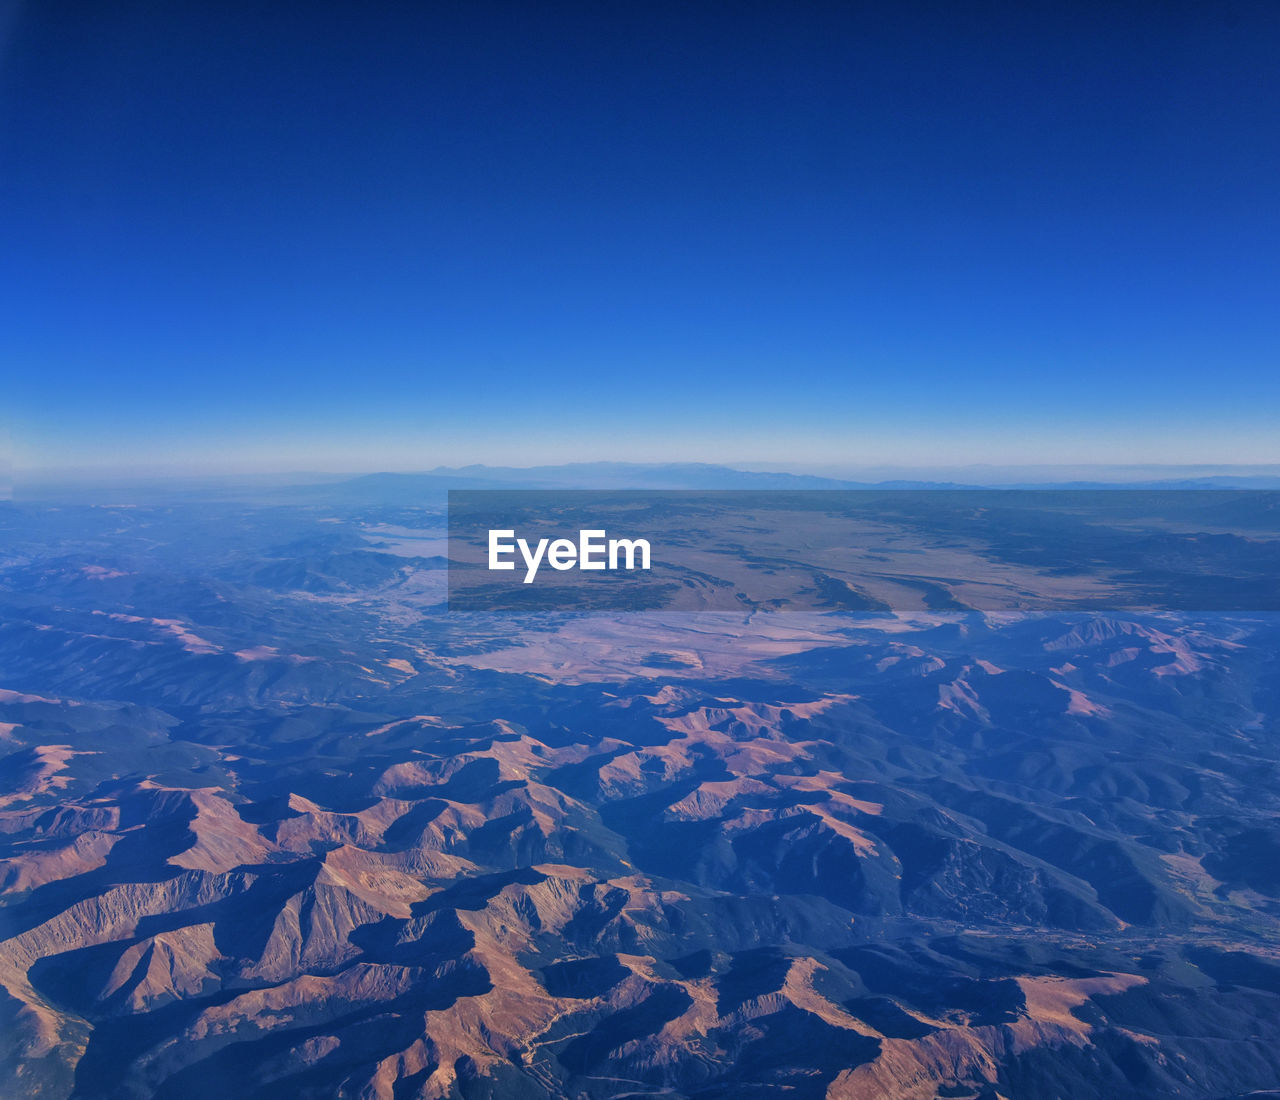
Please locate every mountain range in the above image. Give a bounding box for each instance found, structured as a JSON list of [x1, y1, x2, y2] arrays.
[[2, 482, 1279, 1097]]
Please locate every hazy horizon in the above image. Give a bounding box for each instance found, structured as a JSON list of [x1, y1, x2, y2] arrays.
[[13, 457, 1280, 490]]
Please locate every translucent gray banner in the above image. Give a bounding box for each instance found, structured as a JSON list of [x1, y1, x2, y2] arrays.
[[447, 490, 1280, 612]]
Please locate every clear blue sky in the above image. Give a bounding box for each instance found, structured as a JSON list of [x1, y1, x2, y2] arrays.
[[3, 1, 1278, 474]]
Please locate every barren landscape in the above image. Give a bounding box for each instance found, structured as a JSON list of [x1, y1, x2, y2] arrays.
[[3, 487, 1280, 1098]]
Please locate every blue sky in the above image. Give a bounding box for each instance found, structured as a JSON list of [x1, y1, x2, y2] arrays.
[[4, 1, 1279, 474]]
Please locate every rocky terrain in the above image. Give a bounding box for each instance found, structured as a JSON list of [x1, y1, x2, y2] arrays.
[[2, 497, 1280, 1098]]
